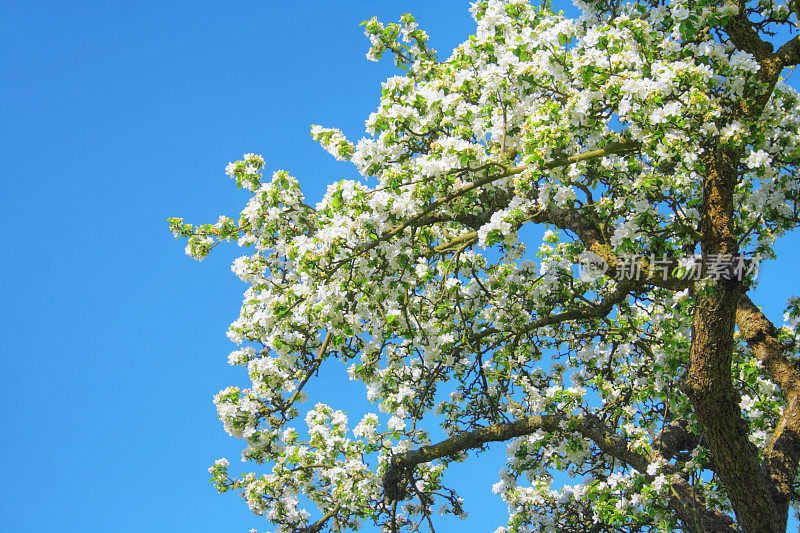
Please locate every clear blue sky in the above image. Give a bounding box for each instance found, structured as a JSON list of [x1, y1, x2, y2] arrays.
[[2, 1, 798, 532]]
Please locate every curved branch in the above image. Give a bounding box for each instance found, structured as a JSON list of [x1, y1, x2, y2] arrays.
[[737, 294, 800, 507], [339, 140, 640, 264], [445, 280, 637, 357], [382, 413, 736, 532], [298, 504, 341, 533], [531, 204, 692, 291]]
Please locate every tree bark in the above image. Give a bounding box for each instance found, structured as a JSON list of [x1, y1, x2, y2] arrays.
[[684, 151, 785, 532]]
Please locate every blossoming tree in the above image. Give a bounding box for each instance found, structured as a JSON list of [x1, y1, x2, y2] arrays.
[[169, 0, 800, 531]]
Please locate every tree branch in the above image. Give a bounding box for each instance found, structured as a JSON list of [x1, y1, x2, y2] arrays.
[[340, 140, 640, 264], [777, 35, 800, 68], [445, 280, 637, 358], [737, 294, 800, 509], [298, 503, 342, 533], [724, 12, 786, 120], [382, 413, 736, 532], [532, 204, 693, 291]]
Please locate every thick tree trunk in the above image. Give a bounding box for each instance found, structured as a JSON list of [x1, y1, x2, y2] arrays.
[[687, 284, 786, 531], [684, 152, 786, 532]]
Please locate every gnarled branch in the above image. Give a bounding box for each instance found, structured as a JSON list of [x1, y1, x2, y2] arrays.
[[382, 413, 736, 532]]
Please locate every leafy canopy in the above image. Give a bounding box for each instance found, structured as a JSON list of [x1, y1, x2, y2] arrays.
[[170, 0, 800, 531]]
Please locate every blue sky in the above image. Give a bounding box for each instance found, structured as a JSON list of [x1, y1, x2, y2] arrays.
[[2, 1, 798, 532]]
